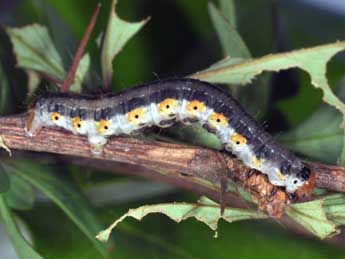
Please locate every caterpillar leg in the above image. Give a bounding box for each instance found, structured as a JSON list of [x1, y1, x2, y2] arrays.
[[88, 135, 107, 155]]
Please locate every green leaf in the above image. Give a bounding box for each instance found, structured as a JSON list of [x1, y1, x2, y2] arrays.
[[207, 0, 270, 118], [208, 0, 270, 119], [219, 0, 236, 28], [200, 56, 247, 72], [6, 24, 89, 92], [208, 2, 250, 58], [0, 164, 10, 194], [192, 42, 344, 87], [278, 79, 345, 164], [4, 170, 35, 210], [99, 0, 148, 86], [192, 42, 345, 164], [96, 196, 266, 242], [6, 24, 65, 81], [288, 194, 345, 238], [323, 194, 345, 226], [286, 199, 338, 239], [26, 70, 41, 96], [0, 195, 43, 259], [6, 161, 108, 256], [278, 98, 342, 163], [70, 53, 90, 92]]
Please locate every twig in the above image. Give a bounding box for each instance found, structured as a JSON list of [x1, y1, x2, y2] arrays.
[[2, 114, 345, 245], [1, 114, 345, 209], [61, 4, 101, 92]]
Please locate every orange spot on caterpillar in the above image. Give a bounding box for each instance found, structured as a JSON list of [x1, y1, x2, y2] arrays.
[[208, 112, 228, 127], [158, 98, 177, 115], [50, 112, 61, 122], [71, 117, 82, 130], [127, 108, 145, 124], [96, 119, 110, 134], [230, 133, 247, 145], [187, 100, 205, 114]]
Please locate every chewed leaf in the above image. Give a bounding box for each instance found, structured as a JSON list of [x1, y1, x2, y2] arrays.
[[208, 2, 250, 58], [192, 42, 345, 115], [192, 42, 345, 163], [6, 24, 89, 92], [198, 196, 219, 206], [96, 196, 266, 242], [286, 199, 338, 239], [192, 42, 345, 87], [6, 24, 65, 81], [99, 0, 148, 87]]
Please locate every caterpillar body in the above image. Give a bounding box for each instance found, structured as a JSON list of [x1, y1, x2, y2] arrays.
[[25, 78, 312, 194]]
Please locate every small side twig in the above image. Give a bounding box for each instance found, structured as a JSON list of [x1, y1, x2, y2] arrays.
[[61, 3, 101, 92]]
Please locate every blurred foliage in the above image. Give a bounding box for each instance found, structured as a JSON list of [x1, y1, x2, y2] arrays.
[[0, 196, 42, 259], [0, 0, 345, 258]]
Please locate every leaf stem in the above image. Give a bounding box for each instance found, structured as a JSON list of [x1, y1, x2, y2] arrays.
[[61, 3, 101, 92]]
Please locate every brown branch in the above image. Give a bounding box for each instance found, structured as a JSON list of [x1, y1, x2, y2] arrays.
[[0, 114, 344, 209], [2, 114, 345, 245], [61, 3, 101, 92], [307, 161, 345, 192]]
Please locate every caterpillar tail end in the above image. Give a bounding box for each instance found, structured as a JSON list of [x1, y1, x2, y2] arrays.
[[25, 109, 43, 137]]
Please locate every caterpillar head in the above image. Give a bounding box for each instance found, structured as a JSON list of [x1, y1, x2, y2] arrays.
[[294, 164, 315, 199], [286, 164, 314, 197]]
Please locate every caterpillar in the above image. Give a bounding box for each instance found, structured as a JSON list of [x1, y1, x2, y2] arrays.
[[25, 78, 313, 194]]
